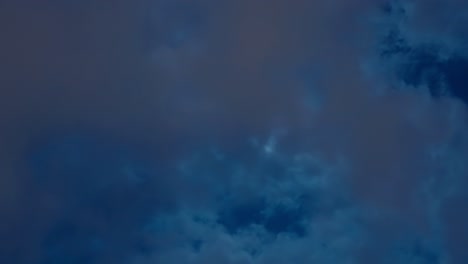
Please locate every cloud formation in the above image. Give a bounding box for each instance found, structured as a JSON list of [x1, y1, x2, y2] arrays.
[[1, 0, 468, 263]]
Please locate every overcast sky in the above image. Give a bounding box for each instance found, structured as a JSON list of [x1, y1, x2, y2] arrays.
[[1, 0, 468, 263]]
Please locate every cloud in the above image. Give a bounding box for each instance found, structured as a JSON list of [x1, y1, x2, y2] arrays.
[[126, 143, 365, 264], [1, 0, 468, 263]]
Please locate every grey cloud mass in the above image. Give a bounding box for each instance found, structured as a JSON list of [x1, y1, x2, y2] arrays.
[[0, 0, 468, 263]]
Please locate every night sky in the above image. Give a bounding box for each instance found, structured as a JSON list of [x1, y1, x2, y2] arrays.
[[1, 0, 468, 263]]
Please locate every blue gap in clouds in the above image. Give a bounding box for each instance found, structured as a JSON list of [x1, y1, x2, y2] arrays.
[[217, 195, 308, 238], [379, 5, 468, 105], [398, 49, 468, 104]]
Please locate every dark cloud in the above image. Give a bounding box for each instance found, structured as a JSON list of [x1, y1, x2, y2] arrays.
[[1, 0, 468, 263]]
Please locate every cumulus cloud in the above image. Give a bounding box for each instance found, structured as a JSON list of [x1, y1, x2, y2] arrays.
[[126, 141, 365, 264]]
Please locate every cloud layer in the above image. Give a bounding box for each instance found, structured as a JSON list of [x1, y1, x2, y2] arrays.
[[1, 0, 468, 263]]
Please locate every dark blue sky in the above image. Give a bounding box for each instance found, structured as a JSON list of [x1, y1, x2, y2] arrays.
[[0, 0, 467, 263]]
